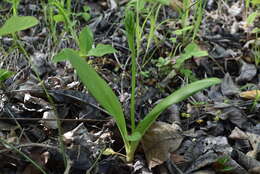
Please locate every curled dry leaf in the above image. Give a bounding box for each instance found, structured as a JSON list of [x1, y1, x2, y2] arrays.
[[240, 90, 260, 100], [141, 121, 183, 169]]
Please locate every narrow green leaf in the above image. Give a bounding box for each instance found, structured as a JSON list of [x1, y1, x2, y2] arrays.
[[135, 78, 221, 137], [87, 44, 117, 57], [124, 9, 136, 53], [79, 27, 93, 56], [126, 132, 142, 141], [0, 16, 39, 36], [52, 49, 128, 144], [0, 69, 14, 82]]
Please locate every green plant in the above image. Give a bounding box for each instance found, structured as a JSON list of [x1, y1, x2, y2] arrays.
[[4, 0, 20, 15], [53, 50, 220, 162], [246, 10, 260, 65], [192, 0, 204, 40], [127, 0, 171, 67], [44, 0, 91, 44], [216, 156, 234, 172], [53, 22, 221, 162], [174, 42, 208, 80], [0, 69, 14, 88]]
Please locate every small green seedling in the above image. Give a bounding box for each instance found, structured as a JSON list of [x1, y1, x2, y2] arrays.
[[53, 23, 221, 162], [54, 26, 117, 61], [216, 156, 234, 172]]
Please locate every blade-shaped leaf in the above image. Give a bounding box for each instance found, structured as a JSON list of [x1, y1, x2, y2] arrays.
[[52, 49, 128, 143], [0, 69, 14, 82], [0, 16, 39, 36], [79, 26, 93, 56], [87, 44, 117, 57], [135, 78, 221, 137]]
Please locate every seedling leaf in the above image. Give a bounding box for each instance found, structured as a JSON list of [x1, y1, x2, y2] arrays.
[[79, 27, 93, 56], [87, 44, 117, 57], [0, 16, 39, 36]]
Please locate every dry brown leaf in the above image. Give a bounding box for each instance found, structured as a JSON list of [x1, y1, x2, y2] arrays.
[[141, 121, 183, 169], [171, 153, 187, 164], [170, 0, 183, 11], [240, 90, 260, 100], [229, 127, 260, 158]]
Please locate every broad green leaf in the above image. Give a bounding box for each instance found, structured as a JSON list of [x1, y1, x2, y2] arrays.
[[0, 16, 39, 36], [79, 27, 93, 56], [135, 78, 221, 138], [0, 69, 14, 82], [52, 49, 128, 145], [87, 44, 117, 57]]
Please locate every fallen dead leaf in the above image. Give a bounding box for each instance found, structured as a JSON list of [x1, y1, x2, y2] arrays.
[[229, 127, 260, 158], [170, 0, 183, 11], [141, 121, 183, 169], [240, 90, 260, 100]]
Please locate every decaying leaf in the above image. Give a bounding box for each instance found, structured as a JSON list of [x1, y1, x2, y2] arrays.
[[229, 127, 260, 158], [170, 0, 183, 11], [141, 121, 183, 169], [41, 110, 58, 129], [240, 90, 260, 100]]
